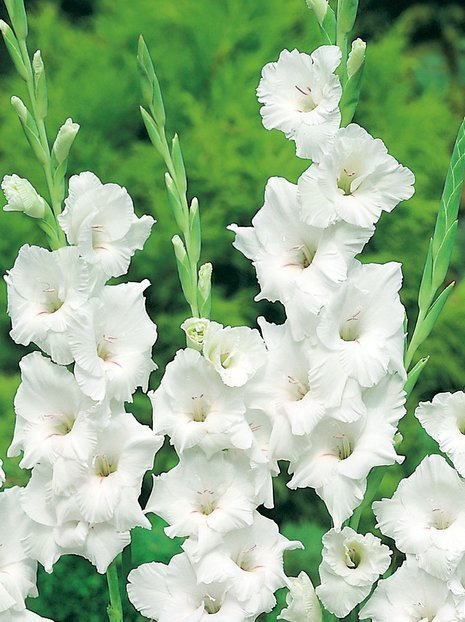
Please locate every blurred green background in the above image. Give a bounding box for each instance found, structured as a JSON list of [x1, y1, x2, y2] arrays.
[[0, 0, 464, 619]]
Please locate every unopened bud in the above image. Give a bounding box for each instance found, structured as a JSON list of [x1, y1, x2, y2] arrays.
[[2, 174, 46, 219], [306, 0, 329, 25], [181, 317, 210, 351], [347, 38, 366, 79], [10, 95, 27, 123], [52, 118, 80, 165]]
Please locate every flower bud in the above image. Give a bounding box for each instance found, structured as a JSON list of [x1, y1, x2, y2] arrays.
[[52, 118, 80, 165], [181, 317, 210, 351], [10, 95, 27, 123], [306, 0, 329, 25], [2, 174, 46, 218], [198, 262, 212, 318], [347, 38, 366, 79]]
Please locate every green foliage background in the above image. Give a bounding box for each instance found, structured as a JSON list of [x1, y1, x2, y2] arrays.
[[0, 0, 464, 619]]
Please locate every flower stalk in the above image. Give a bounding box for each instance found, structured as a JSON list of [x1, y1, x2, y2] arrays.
[[106, 559, 124, 622]]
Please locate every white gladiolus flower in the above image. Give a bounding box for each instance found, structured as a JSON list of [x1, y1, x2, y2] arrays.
[[289, 374, 405, 528], [448, 556, 465, 618], [316, 527, 391, 617], [151, 348, 253, 456], [59, 171, 154, 278], [5, 244, 90, 364], [374, 454, 465, 580], [183, 513, 302, 617], [0, 488, 38, 613], [257, 46, 342, 160], [127, 553, 249, 622], [229, 177, 373, 317], [203, 321, 266, 387], [415, 391, 465, 476], [68, 280, 157, 401], [314, 260, 405, 388], [278, 572, 322, 622], [8, 352, 104, 478], [180, 317, 210, 350], [0, 611, 54, 622], [359, 559, 457, 622], [21, 464, 130, 574], [145, 451, 256, 557], [2, 174, 46, 218], [298, 123, 415, 228]]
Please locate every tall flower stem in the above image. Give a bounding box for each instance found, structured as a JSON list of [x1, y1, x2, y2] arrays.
[[106, 559, 124, 622]]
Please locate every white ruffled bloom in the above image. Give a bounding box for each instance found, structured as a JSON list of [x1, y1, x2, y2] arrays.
[[68, 280, 157, 402], [298, 123, 415, 228], [289, 374, 405, 528], [359, 559, 457, 622], [416, 391, 465, 477], [0, 488, 38, 615], [448, 556, 465, 618], [21, 463, 131, 574], [5, 244, 90, 364], [2, 174, 46, 218], [203, 321, 266, 387], [374, 454, 465, 580], [127, 553, 249, 622], [151, 348, 253, 456], [8, 352, 104, 482], [59, 171, 154, 278], [257, 46, 342, 160], [0, 611, 54, 622], [314, 260, 405, 387], [316, 527, 391, 617], [278, 572, 322, 622], [145, 451, 257, 557], [229, 177, 373, 319], [183, 513, 303, 617]]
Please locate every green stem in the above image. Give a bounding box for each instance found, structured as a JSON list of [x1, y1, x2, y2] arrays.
[[106, 559, 123, 622], [349, 467, 386, 532]]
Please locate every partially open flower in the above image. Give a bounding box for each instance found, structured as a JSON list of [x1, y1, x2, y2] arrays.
[[278, 571, 322, 622], [2, 174, 46, 219]]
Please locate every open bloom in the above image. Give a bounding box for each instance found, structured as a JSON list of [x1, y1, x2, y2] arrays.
[[298, 123, 415, 228], [145, 450, 256, 558], [151, 348, 252, 456], [373, 454, 465, 580], [448, 556, 465, 618], [289, 374, 405, 528], [278, 572, 322, 622], [127, 553, 249, 622], [59, 171, 154, 278], [0, 487, 38, 614], [5, 244, 90, 364], [314, 260, 405, 388], [415, 391, 465, 477], [2, 174, 45, 218], [203, 321, 266, 387], [316, 527, 391, 617], [68, 280, 157, 402], [8, 352, 103, 483], [257, 46, 342, 160], [359, 559, 457, 622], [229, 177, 373, 321], [183, 513, 302, 617]]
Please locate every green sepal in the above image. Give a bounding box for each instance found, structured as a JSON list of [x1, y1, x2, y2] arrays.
[[337, 0, 359, 36], [198, 262, 212, 319], [433, 118, 465, 256], [171, 133, 187, 197], [33, 50, 48, 120], [418, 238, 433, 312], [140, 106, 165, 156], [11, 96, 47, 164], [0, 20, 27, 79], [4, 0, 28, 40], [319, 5, 336, 44], [432, 220, 458, 294], [172, 234, 194, 304], [416, 282, 454, 346], [404, 356, 429, 400], [340, 58, 364, 126], [189, 197, 201, 265], [137, 35, 165, 127], [164, 172, 185, 231]]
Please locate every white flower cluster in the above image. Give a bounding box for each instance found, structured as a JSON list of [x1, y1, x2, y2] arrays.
[[128, 322, 302, 620], [358, 394, 465, 620], [0, 170, 160, 617]]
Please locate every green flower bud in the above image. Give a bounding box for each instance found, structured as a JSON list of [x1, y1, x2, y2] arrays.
[[4, 0, 28, 41], [347, 38, 366, 79], [2, 174, 46, 218], [52, 118, 80, 165], [181, 317, 210, 351], [10, 95, 27, 123], [306, 0, 329, 25], [0, 19, 27, 80]]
